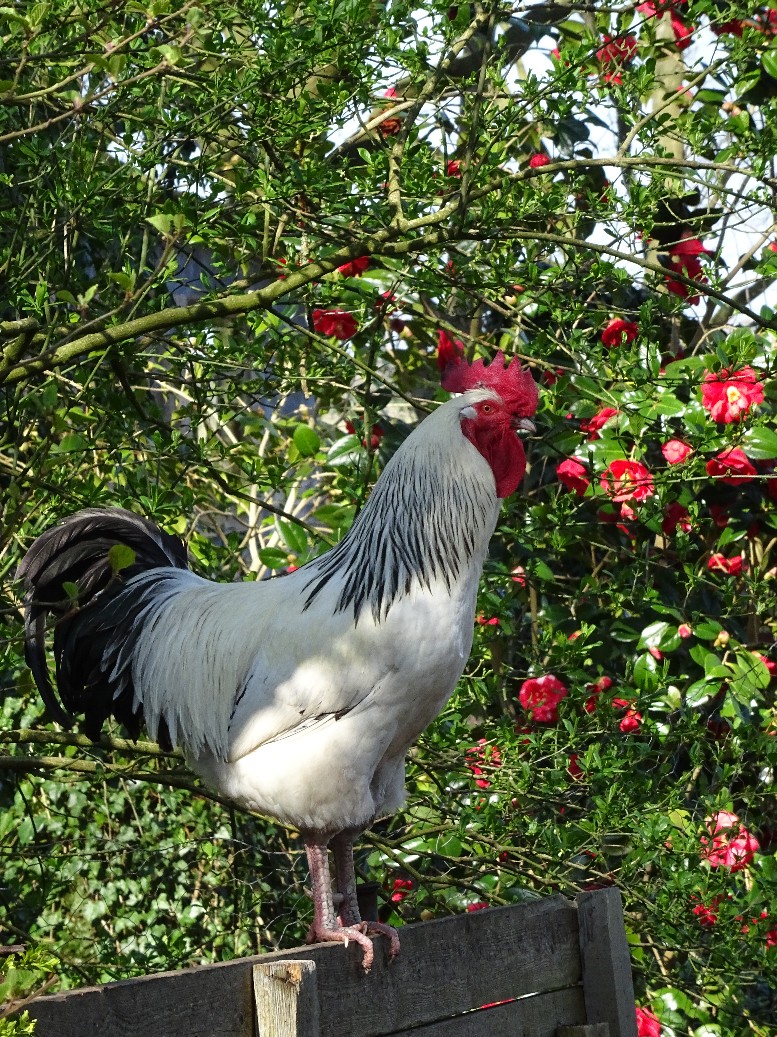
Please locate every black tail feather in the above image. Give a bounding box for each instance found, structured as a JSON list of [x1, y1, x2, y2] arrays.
[[18, 508, 189, 741]]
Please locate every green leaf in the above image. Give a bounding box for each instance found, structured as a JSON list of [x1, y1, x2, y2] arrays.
[[258, 547, 291, 569], [292, 425, 320, 457], [108, 543, 136, 573], [327, 434, 361, 467], [762, 45, 777, 81], [742, 425, 777, 459]]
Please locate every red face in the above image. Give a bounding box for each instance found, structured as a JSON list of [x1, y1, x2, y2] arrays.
[[460, 395, 535, 498]]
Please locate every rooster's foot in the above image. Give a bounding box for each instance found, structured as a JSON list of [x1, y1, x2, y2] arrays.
[[306, 920, 376, 971], [362, 920, 400, 960]]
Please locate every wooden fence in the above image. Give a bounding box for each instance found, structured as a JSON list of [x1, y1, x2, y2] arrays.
[[26, 887, 638, 1037]]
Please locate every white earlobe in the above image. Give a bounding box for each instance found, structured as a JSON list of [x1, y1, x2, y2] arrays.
[[460, 406, 477, 420]]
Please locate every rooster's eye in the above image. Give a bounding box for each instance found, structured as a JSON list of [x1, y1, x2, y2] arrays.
[[481, 403, 493, 414]]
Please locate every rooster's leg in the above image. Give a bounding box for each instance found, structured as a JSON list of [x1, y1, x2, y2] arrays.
[[331, 832, 401, 960], [303, 840, 376, 971]]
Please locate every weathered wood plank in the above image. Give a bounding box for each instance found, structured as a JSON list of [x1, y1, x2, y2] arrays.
[[27, 895, 583, 1037], [557, 1025, 610, 1036], [386, 986, 586, 1037], [254, 961, 321, 1037], [577, 889, 637, 1037]]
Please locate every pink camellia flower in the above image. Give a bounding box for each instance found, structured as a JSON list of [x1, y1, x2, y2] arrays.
[[707, 553, 746, 576], [662, 501, 692, 535], [529, 152, 551, 168], [601, 317, 639, 348], [389, 877, 413, 902], [701, 366, 764, 423], [678, 623, 692, 638], [662, 439, 693, 464], [601, 459, 654, 503], [312, 308, 358, 339], [466, 901, 489, 912], [596, 35, 638, 85], [337, 256, 370, 277], [519, 674, 569, 723], [581, 406, 619, 440], [636, 1005, 662, 1037], [701, 811, 760, 871], [664, 235, 712, 302], [706, 448, 757, 484], [557, 457, 590, 495], [511, 565, 526, 586]]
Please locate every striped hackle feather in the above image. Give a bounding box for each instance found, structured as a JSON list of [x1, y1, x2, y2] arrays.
[[19, 389, 507, 783]]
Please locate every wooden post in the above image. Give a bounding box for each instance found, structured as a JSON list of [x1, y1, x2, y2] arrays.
[[254, 960, 321, 1037], [576, 889, 638, 1037]]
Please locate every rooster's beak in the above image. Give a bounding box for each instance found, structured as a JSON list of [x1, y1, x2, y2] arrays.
[[512, 417, 536, 436]]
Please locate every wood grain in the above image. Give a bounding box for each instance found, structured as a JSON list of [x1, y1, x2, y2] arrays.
[[26, 890, 639, 1037], [254, 960, 321, 1037], [577, 889, 637, 1037]]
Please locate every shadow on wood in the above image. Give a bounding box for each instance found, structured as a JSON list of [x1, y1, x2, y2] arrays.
[[26, 888, 638, 1037]]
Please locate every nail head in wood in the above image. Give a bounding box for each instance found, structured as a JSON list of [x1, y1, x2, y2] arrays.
[[254, 959, 321, 1037]]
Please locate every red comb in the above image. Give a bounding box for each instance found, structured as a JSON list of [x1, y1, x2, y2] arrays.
[[439, 345, 538, 414]]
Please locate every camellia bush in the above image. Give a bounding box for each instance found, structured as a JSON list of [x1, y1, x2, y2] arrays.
[[1, 1, 776, 1033]]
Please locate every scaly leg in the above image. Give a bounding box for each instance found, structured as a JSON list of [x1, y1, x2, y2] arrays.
[[331, 832, 401, 960], [303, 840, 376, 971]]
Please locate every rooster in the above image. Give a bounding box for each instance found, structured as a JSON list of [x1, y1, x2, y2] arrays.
[[18, 349, 537, 970]]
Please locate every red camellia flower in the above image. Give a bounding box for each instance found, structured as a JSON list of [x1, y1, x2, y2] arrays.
[[701, 811, 760, 871], [446, 159, 462, 177], [584, 675, 613, 713], [662, 501, 692, 535], [638, 0, 693, 50], [466, 901, 489, 912], [707, 553, 746, 576], [568, 753, 585, 780], [691, 894, 721, 928], [581, 406, 618, 440], [601, 317, 639, 348], [345, 420, 385, 451], [662, 439, 693, 464], [529, 152, 551, 168], [601, 459, 654, 503], [465, 739, 502, 788], [476, 614, 500, 626], [596, 35, 638, 85], [613, 697, 642, 733], [312, 308, 358, 339], [389, 877, 413, 903], [519, 674, 569, 722], [556, 458, 590, 495], [665, 235, 712, 302], [337, 256, 370, 277], [635, 1005, 662, 1037], [706, 448, 757, 484], [437, 328, 465, 370], [701, 366, 764, 423]]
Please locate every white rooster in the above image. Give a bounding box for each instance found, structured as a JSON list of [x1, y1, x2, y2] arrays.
[[19, 349, 538, 970]]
